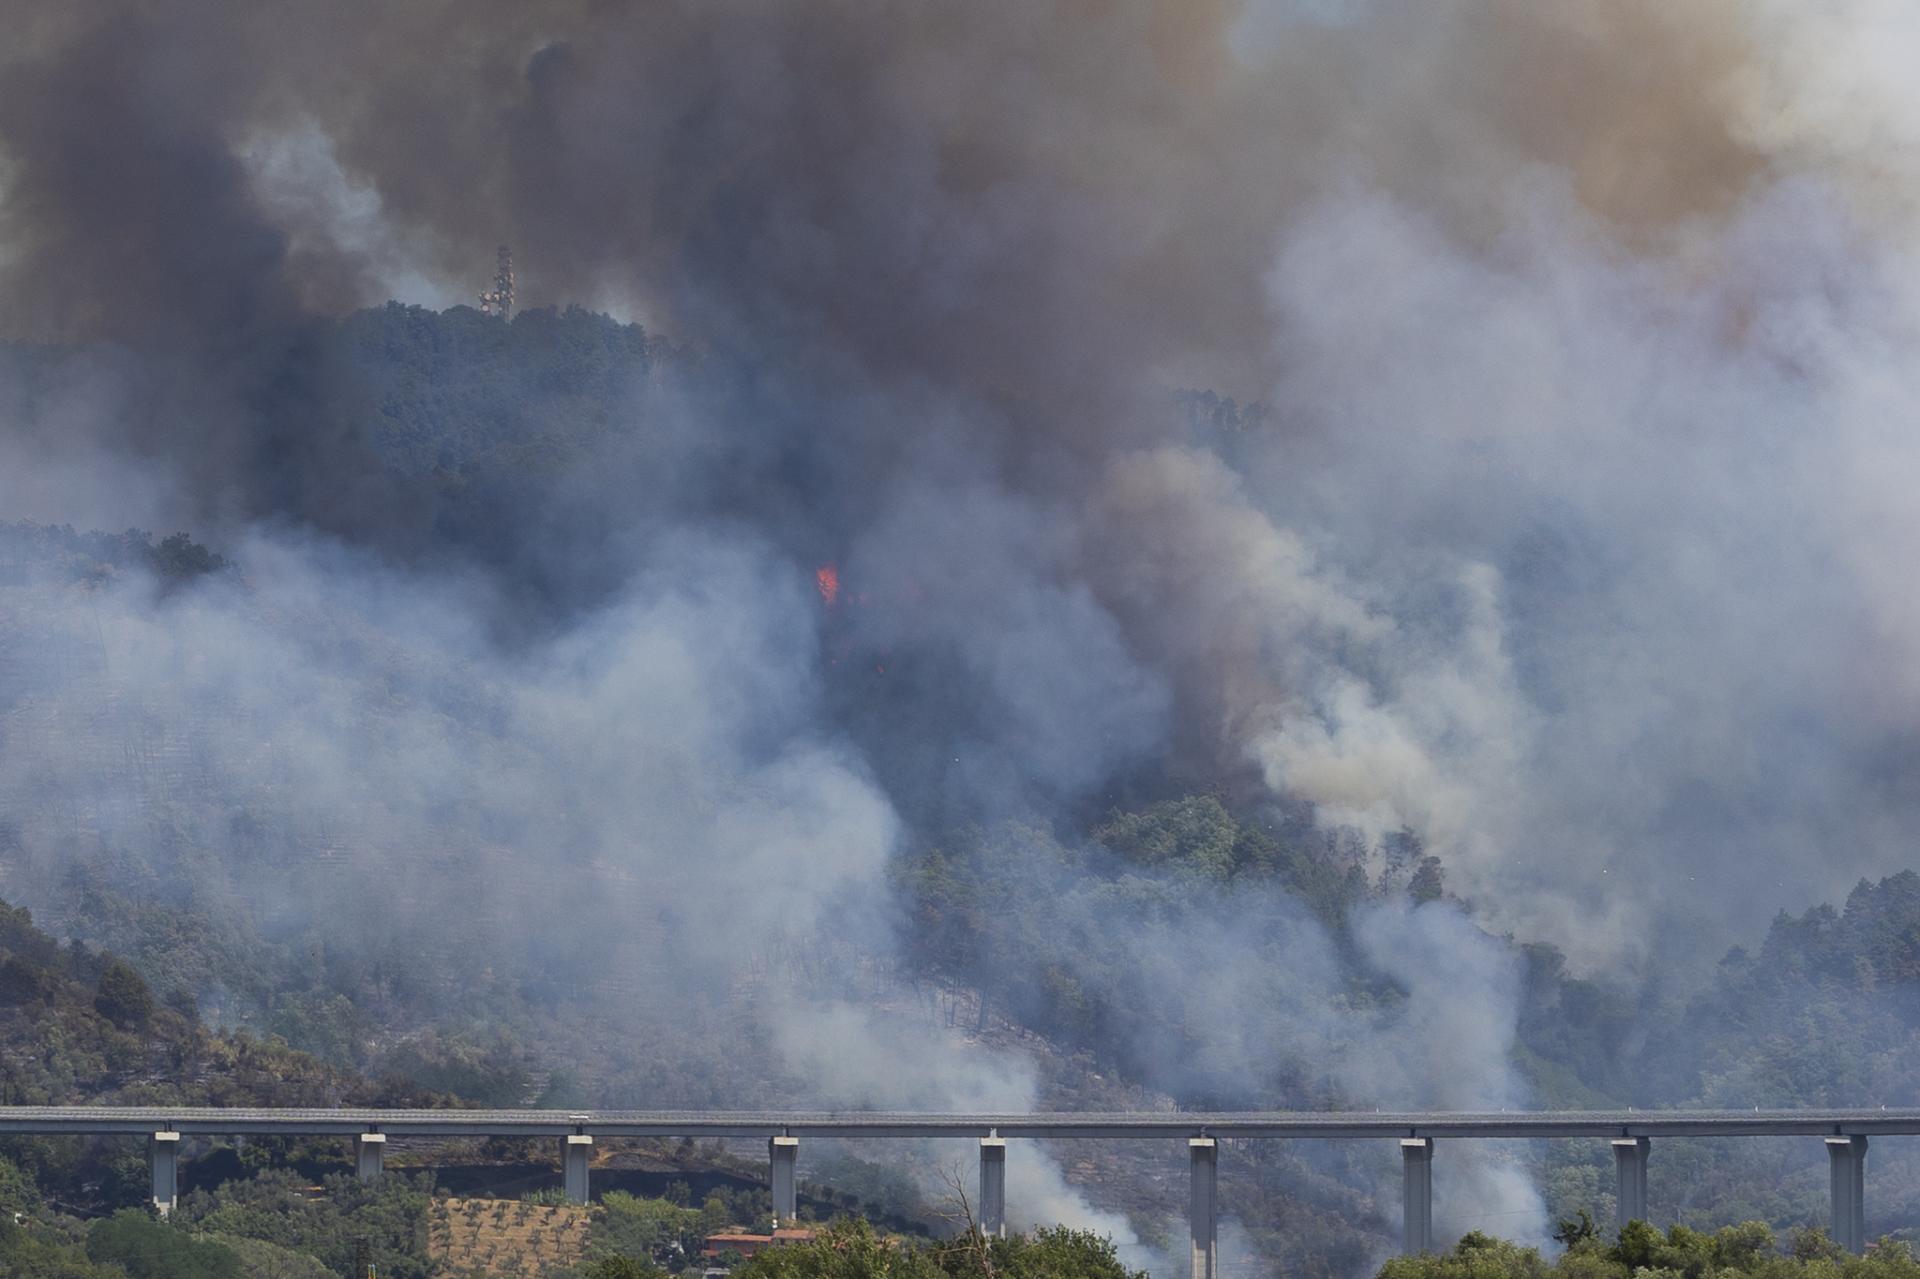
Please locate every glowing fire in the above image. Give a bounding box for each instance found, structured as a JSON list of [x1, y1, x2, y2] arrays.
[[815, 565, 840, 607]]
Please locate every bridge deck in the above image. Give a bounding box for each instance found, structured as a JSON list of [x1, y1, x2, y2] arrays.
[[1, 1108, 1915, 1139]]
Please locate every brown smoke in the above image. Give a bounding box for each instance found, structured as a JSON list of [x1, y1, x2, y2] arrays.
[[0, 0, 1780, 391], [0, 0, 1835, 813]]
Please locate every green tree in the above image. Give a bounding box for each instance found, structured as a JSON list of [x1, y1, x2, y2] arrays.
[[1551, 1211, 1597, 1249], [735, 1219, 934, 1279], [734, 1220, 1145, 1279], [1378, 1231, 1550, 1279], [583, 1258, 669, 1279], [1408, 856, 1445, 904], [179, 1169, 433, 1279], [148, 533, 229, 581], [0, 1153, 41, 1218], [88, 1210, 244, 1279], [202, 1233, 334, 1279], [975, 1227, 1146, 1279], [697, 1191, 738, 1240], [1365, 1221, 1920, 1279], [93, 961, 154, 1029], [0, 1217, 123, 1279], [1095, 797, 1240, 879], [0, 955, 55, 1006], [592, 1190, 704, 1265]]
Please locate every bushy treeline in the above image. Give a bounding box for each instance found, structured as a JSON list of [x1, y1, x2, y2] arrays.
[[0, 521, 229, 586], [175, 1169, 433, 1279], [3, 301, 687, 617], [894, 798, 1409, 1101], [896, 804, 1920, 1262], [1514, 871, 1920, 1112], [723, 1219, 1142, 1279], [1384, 1221, 1920, 1279], [0, 886, 936, 1275], [0, 1173, 1131, 1279], [0, 896, 446, 1212], [333, 301, 676, 481], [0, 894, 345, 1108], [21, 780, 1920, 1266], [0, 1199, 387, 1279]]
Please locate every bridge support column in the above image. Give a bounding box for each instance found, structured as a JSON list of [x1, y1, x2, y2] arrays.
[[979, 1137, 1007, 1239], [150, 1131, 180, 1217], [1402, 1138, 1433, 1254], [563, 1135, 593, 1204], [1612, 1137, 1649, 1230], [770, 1135, 799, 1227], [355, 1133, 386, 1182], [1826, 1136, 1867, 1254], [1190, 1137, 1217, 1279]]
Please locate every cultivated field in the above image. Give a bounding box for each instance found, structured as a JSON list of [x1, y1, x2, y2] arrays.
[[429, 1197, 591, 1278]]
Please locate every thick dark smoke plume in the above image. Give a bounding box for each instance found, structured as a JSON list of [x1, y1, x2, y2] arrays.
[[6, 0, 1920, 1264]]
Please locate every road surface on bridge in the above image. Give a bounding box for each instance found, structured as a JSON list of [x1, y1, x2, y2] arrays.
[[2, 1106, 1915, 1139]]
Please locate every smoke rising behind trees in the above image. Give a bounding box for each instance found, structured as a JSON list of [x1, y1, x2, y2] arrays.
[[6, 0, 1920, 1269]]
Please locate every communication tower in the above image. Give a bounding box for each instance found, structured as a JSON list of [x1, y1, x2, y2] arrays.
[[479, 245, 515, 318]]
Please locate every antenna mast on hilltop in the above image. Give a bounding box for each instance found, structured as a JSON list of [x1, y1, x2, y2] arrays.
[[479, 245, 515, 318]]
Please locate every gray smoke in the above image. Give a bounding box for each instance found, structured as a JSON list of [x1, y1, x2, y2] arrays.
[[5, 0, 1920, 1265]]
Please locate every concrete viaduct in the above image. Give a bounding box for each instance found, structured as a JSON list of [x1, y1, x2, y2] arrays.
[[3, 1108, 1912, 1276]]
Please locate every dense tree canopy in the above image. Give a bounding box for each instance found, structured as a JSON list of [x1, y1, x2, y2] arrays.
[[1381, 1223, 1920, 1279], [732, 1220, 1145, 1279]]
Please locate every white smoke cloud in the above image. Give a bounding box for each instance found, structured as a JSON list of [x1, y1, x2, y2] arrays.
[[11, 1, 1920, 1270], [1224, 162, 1920, 966]]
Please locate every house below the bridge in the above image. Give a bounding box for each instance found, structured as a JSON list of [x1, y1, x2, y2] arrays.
[[702, 1227, 816, 1259]]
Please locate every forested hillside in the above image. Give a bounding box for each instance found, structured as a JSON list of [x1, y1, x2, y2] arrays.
[[6, 305, 1920, 1276], [12, 1, 1920, 1276], [0, 891, 444, 1275], [0, 895, 943, 1278]]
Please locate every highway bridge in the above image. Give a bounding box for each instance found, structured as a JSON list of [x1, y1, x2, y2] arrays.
[[7, 1107, 1912, 1275]]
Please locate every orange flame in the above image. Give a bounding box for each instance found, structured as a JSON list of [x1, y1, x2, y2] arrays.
[[815, 565, 840, 607]]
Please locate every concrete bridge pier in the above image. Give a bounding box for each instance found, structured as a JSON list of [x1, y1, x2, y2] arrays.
[[770, 1135, 799, 1227], [1401, 1138, 1433, 1254], [1612, 1137, 1650, 1229], [1189, 1137, 1217, 1279], [355, 1133, 386, 1183], [150, 1131, 180, 1217], [979, 1136, 1007, 1239], [1826, 1136, 1867, 1254], [563, 1134, 593, 1204]]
